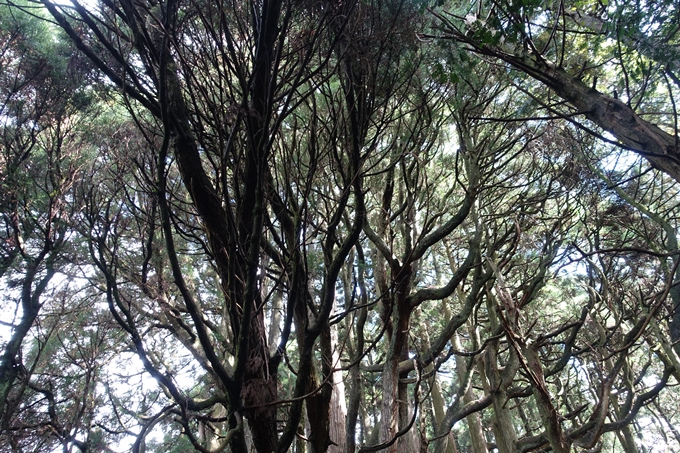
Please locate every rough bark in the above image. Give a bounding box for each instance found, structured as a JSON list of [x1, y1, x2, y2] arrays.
[[485, 344, 519, 453], [378, 337, 401, 453], [484, 293, 520, 453], [328, 362, 348, 453]]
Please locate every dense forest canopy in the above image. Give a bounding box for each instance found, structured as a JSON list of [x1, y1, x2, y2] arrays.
[[1, 0, 680, 452]]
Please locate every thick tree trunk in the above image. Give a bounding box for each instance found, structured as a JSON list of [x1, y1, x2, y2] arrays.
[[488, 386, 517, 453], [616, 423, 639, 453], [300, 340, 330, 453], [0, 310, 35, 417], [241, 314, 278, 453], [378, 268, 414, 453], [379, 351, 400, 453], [397, 378, 419, 453], [482, 288, 520, 453], [537, 62, 680, 183], [485, 343, 518, 453]]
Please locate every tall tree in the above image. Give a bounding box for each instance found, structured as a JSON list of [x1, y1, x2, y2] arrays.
[[0, 3, 94, 420], [2, 0, 680, 452], [433, 0, 680, 182]]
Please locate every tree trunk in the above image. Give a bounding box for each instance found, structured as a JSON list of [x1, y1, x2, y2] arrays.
[[378, 268, 414, 453], [522, 345, 570, 453], [542, 63, 680, 181], [485, 343, 518, 453], [328, 320, 347, 453], [430, 371, 458, 453], [397, 378, 419, 453], [488, 386, 517, 452], [423, 309, 458, 453], [241, 314, 278, 453], [453, 333, 488, 453], [379, 351, 399, 453], [446, 28, 680, 184], [346, 246, 368, 453], [483, 289, 519, 453]]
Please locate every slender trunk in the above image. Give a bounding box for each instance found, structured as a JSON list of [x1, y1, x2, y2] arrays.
[[0, 256, 55, 418], [346, 246, 368, 452], [453, 333, 487, 453], [430, 371, 458, 453], [523, 346, 570, 453], [368, 417, 382, 447], [328, 322, 347, 453], [423, 311, 457, 453], [610, 362, 637, 453], [269, 290, 283, 355]]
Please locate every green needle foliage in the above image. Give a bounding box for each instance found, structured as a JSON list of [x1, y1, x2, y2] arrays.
[[0, 0, 679, 452]]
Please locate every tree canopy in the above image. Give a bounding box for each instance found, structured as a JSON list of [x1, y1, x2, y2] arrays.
[[1, 0, 680, 452]]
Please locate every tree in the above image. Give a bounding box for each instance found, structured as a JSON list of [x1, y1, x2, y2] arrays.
[[433, 0, 680, 182], [2, 0, 680, 451], [0, 1, 95, 421]]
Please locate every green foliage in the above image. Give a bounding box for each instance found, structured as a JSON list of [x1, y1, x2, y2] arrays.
[[1, 0, 680, 452], [146, 427, 195, 453]]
